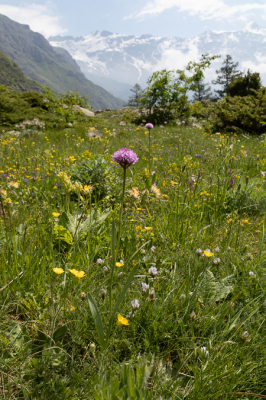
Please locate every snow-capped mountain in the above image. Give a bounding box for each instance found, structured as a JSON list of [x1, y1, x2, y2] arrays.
[[49, 23, 266, 101]]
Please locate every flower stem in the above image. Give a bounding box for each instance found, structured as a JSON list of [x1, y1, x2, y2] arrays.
[[148, 129, 151, 173], [116, 167, 126, 259]]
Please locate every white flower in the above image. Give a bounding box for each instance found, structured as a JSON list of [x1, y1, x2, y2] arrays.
[[118, 272, 123, 277], [131, 299, 140, 309], [196, 248, 202, 256], [214, 246, 220, 253], [249, 271, 255, 276], [128, 311, 134, 318], [141, 282, 149, 292], [97, 258, 104, 265], [213, 258, 221, 266], [148, 266, 158, 276], [151, 246, 156, 252]]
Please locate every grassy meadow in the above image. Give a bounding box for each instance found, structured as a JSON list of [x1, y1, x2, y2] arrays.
[[1, 91, 266, 399]]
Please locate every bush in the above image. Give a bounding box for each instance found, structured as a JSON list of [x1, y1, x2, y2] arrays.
[[203, 88, 266, 134]]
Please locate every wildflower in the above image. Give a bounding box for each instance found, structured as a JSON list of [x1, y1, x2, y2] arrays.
[[261, 171, 265, 178], [116, 261, 124, 267], [242, 220, 251, 225], [69, 269, 86, 280], [213, 258, 221, 266], [97, 258, 104, 265], [8, 181, 19, 188], [131, 299, 140, 309], [128, 311, 134, 318], [214, 246, 220, 252], [145, 227, 153, 231], [230, 178, 235, 189], [70, 307, 76, 312], [247, 253, 253, 260], [112, 148, 138, 169], [148, 266, 158, 276], [170, 180, 178, 186], [142, 282, 149, 292], [151, 246, 156, 252], [195, 154, 202, 158], [228, 168, 231, 175], [190, 311, 196, 321], [0, 189, 7, 197], [118, 272, 123, 277], [151, 184, 161, 197], [129, 187, 140, 199], [102, 266, 109, 275], [145, 123, 154, 129], [148, 288, 156, 300], [117, 314, 129, 326], [203, 250, 214, 258], [81, 292, 87, 301], [100, 289, 107, 300], [53, 267, 64, 275], [83, 185, 94, 195], [196, 248, 203, 256], [4, 198, 12, 205], [52, 212, 60, 218], [73, 181, 83, 194], [249, 271, 255, 276]]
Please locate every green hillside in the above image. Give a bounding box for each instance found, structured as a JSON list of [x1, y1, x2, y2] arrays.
[[0, 50, 41, 92], [0, 14, 124, 110]]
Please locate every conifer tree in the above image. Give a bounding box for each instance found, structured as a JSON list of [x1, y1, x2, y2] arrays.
[[127, 83, 143, 107], [212, 55, 242, 98], [193, 79, 212, 102], [227, 70, 262, 97]]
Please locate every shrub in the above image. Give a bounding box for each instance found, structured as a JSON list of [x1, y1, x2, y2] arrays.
[[203, 88, 266, 134]]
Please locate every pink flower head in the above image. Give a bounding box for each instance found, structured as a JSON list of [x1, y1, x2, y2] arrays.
[[112, 148, 138, 169], [145, 123, 154, 129]]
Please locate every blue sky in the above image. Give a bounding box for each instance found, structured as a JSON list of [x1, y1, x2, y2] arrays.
[[1, 0, 266, 38]]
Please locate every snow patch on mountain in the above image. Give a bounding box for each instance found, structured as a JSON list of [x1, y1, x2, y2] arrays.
[[49, 23, 266, 99]]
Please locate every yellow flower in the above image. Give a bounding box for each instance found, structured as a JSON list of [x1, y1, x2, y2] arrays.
[[145, 227, 153, 231], [83, 185, 94, 195], [53, 267, 64, 275], [204, 250, 214, 258], [52, 212, 60, 218], [70, 307, 76, 311], [4, 198, 12, 205], [117, 314, 129, 326], [170, 180, 178, 186], [116, 262, 124, 268], [242, 220, 251, 225], [69, 269, 86, 279]]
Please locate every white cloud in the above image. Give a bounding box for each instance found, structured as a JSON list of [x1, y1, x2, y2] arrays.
[[128, 0, 266, 22], [0, 2, 67, 38], [154, 41, 200, 71]]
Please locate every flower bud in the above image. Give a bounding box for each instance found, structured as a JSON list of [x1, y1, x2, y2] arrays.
[[100, 288, 107, 300], [190, 311, 196, 321], [148, 288, 156, 301], [102, 266, 109, 275], [213, 258, 221, 266], [196, 248, 202, 256], [247, 253, 253, 260], [89, 342, 96, 354], [81, 292, 86, 301]]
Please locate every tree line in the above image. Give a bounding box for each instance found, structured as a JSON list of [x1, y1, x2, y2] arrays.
[[127, 54, 262, 123]]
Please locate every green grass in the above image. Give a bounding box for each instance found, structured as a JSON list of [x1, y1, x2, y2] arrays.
[[0, 97, 266, 399]]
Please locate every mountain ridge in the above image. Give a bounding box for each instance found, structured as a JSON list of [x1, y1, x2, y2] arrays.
[[49, 23, 266, 95], [0, 14, 124, 110]]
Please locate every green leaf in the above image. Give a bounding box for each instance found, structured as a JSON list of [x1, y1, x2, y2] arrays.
[[53, 326, 67, 343], [53, 225, 73, 245], [87, 293, 105, 349]]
